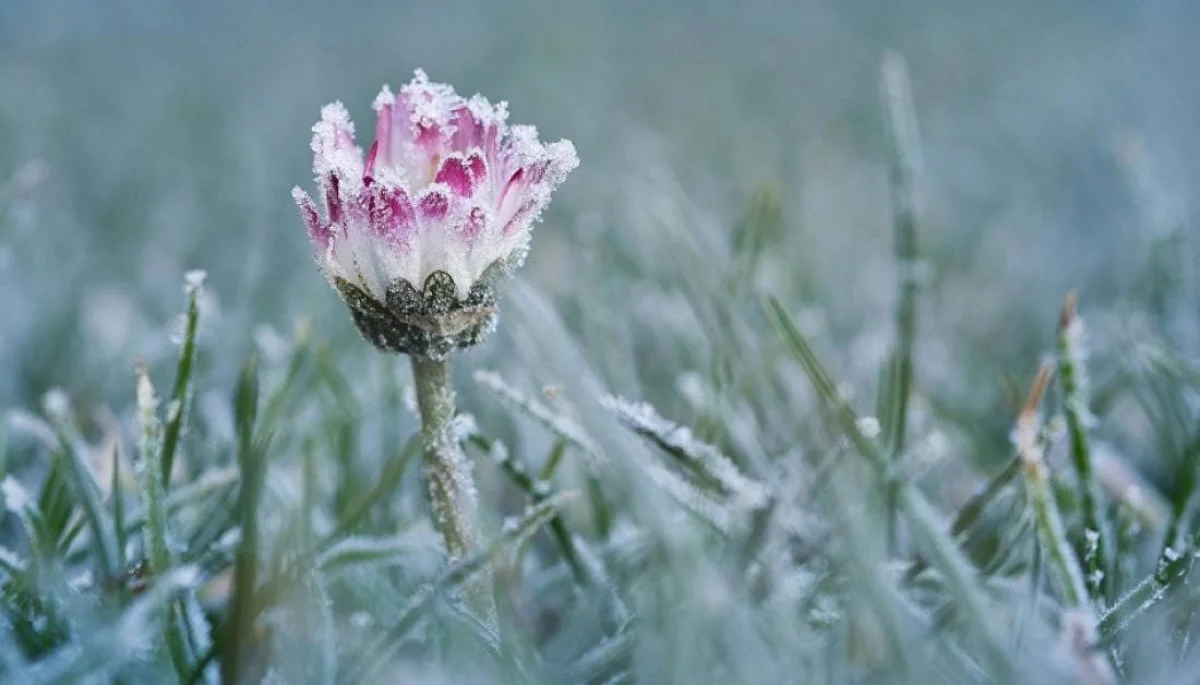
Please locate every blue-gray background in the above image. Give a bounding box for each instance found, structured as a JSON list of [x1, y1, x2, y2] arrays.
[[2, 0, 1198, 432]]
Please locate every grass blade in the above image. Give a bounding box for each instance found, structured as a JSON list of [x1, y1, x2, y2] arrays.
[[134, 363, 191, 678], [474, 370, 602, 463], [879, 50, 923, 464], [349, 491, 575, 683], [766, 296, 1014, 679], [1015, 361, 1091, 610], [1, 566, 200, 685], [43, 411, 118, 583], [1057, 293, 1111, 602], [478, 436, 587, 585], [222, 354, 266, 685], [160, 270, 205, 485], [110, 446, 126, 589], [1098, 538, 1195, 642], [601, 394, 768, 508]]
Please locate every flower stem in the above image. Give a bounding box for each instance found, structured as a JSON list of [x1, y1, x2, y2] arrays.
[[410, 354, 495, 620]]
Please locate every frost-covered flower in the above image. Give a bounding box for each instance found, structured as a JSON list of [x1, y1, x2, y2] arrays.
[[293, 69, 578, 358]]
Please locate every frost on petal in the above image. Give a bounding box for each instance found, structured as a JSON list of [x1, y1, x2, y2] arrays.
[[450, 104, 485, 151], [363, 141, 380, 181], [417, 186, 450, 221], [295, 69, 577, 314], [434, 155, 475, 197], [311, 102, 364, 228], [456, 206, 489, 244], [292, 187, 331, 248], [498, 167, 525, 207], [399, 69, 460, 154], [311, 102, 362, 179], [541, 140, 580, 187], [502, 199, 539, 235], [367, 182, 416, 247], [372, 86, 396, 168], [464, 151, 487, 185]]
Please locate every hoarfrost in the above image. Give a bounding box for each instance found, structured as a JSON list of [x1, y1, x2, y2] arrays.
[[501, 516, 520, 534], [4, 409, 58, 449], [68, 570, 94, 591], [183, 269, 207, 292], [448, 413, 478, 443], [165, 399, 182, 426], [41, 387, 71, 423], [474, 370, 602, 462], [855, 416, 881, 439], [602, 393, 769, 510], [1, 476, 30, 514], [488, 440, 511, 465], [215, 527, 243, 553], [0, 545, 25, 575]]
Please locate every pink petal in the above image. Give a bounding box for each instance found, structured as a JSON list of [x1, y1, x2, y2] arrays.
[[413, 119, 444, 160], [363, 141, 380, 182], [499, 167, 524, 206], [325, 173, 344, 226], [368, 183, 416, 246], [372, 97, 395, 168], [465, 152, 487, 184], [293, 187, 331, 248], [502, 199, 539, 235], [418, 187, 450, 221], [457, 206, 488, 243], [450, 105, 484, 150], [525, 160, 551, 185], [435, 156, 474, 197]]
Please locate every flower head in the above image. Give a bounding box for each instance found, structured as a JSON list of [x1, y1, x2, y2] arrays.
[[293, 69, 578, 358]]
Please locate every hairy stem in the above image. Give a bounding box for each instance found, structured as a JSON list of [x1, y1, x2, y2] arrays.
[[410, 354, 495, 620]]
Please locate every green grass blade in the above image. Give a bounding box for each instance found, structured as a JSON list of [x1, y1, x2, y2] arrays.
[[45, 413, 119, 584], [766, 295, 1014, 679], [348, 491, 575, 684], [134, 363, 191, 678], [1057, 293, 1112, 602], [879, 50, 922, 461], [478, 436, 587, 585], [160, 271, 205, 485], [110, 446, 126, 586], [222, 354, 266, 685]]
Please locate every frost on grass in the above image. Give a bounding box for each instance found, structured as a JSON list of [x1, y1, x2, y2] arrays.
[[1, 475, 31, 514], [318, 530, 442, 574], [10, 565, 200, 684], [4, 408, 58, 449], [642, 460, 734, 533], [447, 413, 479, 443], [601, 393, 769, 510], [474, 369, 602, 462], [0, 544, 26, 576]]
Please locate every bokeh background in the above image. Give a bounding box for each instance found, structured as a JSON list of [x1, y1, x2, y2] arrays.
[[3, 0, 1198, 409], [2, 1, 1200, 682]]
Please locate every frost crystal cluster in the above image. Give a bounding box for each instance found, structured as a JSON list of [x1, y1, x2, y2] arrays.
[[293, 69, 578, 357]]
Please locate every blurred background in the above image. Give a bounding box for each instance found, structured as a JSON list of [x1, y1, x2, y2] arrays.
[[2, 0, 1198, 410], [2, 1, 1200, 681]]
